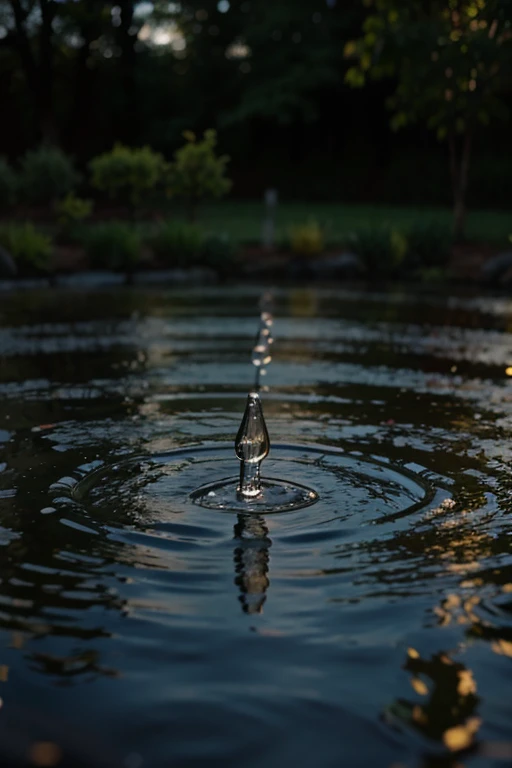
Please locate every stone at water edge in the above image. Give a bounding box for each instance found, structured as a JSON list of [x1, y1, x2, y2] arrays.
[[0, 245, 17, 277], [481, 252, 512, 285], [310, 252, 364, 278]]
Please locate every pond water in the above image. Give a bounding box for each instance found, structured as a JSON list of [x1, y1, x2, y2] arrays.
[[1, 284, 512, 768]]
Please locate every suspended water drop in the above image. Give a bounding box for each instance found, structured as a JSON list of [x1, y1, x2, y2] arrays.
[[235, 391, 270, 498], [189, 295, 319, 513]]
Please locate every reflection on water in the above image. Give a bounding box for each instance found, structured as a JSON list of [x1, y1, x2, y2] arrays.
[[233, 515, 271, 614], [2, 285, 512, 766], [386, 650, 480, 755]]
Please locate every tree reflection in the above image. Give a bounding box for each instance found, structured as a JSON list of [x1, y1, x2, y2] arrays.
[[233, 514, 271, 615], [385, 650, 481, 760]]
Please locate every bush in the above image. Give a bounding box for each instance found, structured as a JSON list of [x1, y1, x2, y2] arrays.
[[85, 222, 141, 271], [167, 130, 232, 221], [54, 193, 93, 226], [54, 193, 93, 243], [0, 223, 52, 272], [405, 223, 452, 268], [349, 226, 407, 275], [201, 233, 238, 277], [289, 220, 325, 256], [20, 146, 80, 205], [149, 221, 203, 267], [89, 144, 166, 212], [0, 157, 19, 206]]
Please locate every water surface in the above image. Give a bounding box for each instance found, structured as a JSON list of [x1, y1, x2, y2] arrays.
[[1, 284, 512, 768]]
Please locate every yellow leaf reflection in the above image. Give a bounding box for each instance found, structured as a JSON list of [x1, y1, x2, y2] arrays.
[[28, 742, 62, 767], [411, 677, 429, 696], [386, 650, 480, 752], [443, 717, 481, 751], [492, 639, 512, 658], [457, 670, 476, 696]]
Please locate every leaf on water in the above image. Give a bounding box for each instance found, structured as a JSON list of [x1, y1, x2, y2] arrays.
[[407, 647, 420, 659]]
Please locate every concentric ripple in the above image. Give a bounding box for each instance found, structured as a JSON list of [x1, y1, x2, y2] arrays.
[[50, 443, 436, 526], [3, 285, 512, 768]]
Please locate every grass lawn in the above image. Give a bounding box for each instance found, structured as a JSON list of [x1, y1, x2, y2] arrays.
[[175, 201, 512, 246]]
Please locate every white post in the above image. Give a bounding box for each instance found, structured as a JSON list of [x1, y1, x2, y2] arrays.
[[261, 188, 278, 250]]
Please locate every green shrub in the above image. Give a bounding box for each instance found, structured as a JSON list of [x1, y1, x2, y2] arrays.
[[54, 193, 93, 243], [0, 157, 19, 206], [167, 130, 232, 221], [0, 223, 52, 272], [149, 221, 203, 267], [289, 220, 324, 256], [349, 226, 407, 275], [85, 222, 141, 271], [55, 193, 93, 226], [405, 223, 452, 268], [20, 146, 80, 204], [201, 233, 238, 276], [89, 144, 166, 211]]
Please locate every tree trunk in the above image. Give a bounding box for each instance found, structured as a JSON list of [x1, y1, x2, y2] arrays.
[[449, 132, 472, 242]]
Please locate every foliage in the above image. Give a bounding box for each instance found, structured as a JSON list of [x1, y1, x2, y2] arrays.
[[0, 223, 52, 272], [349, 226, 407, 275], [406, 224, 452, 268], [174, 0, 362, 127], [167, 131, 232, 220], [20, 146, 80, 205], [201, 234, 238, 277], [149, 220, 204, 267], [345, 1, 512, 139], [85, 222, 142, 271], [350, 221, 453, 274], [289, 220, 325, 256], [54, 193, 93, 225], [344, 0, 512, 238], [89, 144, 167, 209], [0, 157, 19, 206]]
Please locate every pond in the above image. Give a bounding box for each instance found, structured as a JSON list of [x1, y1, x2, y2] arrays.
[[1, 283, 512, 768]]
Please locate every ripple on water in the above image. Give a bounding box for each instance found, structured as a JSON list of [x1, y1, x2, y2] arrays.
[[2, 286, 512, 767]]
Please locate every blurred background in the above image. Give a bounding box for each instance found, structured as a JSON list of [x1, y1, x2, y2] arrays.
[[0, 0, 511, 280]]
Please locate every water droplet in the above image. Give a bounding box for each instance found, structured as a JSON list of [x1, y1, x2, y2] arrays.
[[235, 392, 270, 498]]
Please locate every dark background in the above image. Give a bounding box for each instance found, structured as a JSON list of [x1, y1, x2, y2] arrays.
[[0, 0, 511, 208]]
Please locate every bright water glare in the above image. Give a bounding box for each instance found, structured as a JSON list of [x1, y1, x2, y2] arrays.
[[1, 284, 512, 768]]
